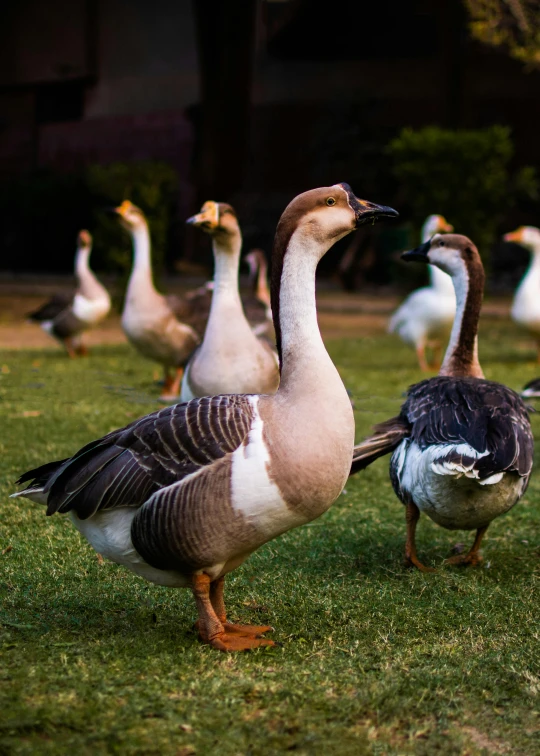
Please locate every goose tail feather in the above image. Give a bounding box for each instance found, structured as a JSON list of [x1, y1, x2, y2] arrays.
[[350, 417, 409, 475]]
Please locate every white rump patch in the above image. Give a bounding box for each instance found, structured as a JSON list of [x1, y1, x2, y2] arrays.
[[430, 444, 489, 479]]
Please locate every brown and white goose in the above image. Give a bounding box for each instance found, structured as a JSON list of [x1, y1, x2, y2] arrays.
[[180, 202, 279, 401], [13, 185, 397, 652], [115, 201, 199, 401], [351, 234, 533, 571], [28, 230, 111, 357]]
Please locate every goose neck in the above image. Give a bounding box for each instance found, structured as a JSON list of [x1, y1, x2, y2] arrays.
[[211, 234, 242, 299], [131, 224, 152, 275], [273, 231, 341, 396], [440, 260, 484, 378], [75, 246, 91, 279]]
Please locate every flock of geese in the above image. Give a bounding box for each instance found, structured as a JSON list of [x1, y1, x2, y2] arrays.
[[12, 184, 540, 651]]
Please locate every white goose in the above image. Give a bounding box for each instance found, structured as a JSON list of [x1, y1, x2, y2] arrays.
[[13, 185, 397, 652], [115, 201, 199, 401], [505, 226, 540, 362], [180, 202, 279, 401], [389, 215, 455, 371], [28, 230, 111, 357], [352, 234, 533, 571]]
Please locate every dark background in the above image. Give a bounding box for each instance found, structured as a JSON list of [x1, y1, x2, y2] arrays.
[[0, 0, 538, 286]]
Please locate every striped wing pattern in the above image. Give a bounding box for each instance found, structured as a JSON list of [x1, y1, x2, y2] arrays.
[[401, 377, 533, 480], [17, 395, 255, 521]]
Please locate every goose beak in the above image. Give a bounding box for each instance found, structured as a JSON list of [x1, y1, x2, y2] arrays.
[[78, 230, 92, 246], [353, 200, 399, 227], [504, 229, 522, 243], [113, 200, 132, 217], [339, 184, 398, 227], [401, 239, 431, 262], [439, 217, 453, 232], [186, 201, 220, 229]]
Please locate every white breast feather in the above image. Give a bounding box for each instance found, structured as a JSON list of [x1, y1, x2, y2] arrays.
[[231, 396, 303, 537], [73, 293, 110, 324]]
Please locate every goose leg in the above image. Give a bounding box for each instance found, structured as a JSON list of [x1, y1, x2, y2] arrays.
[[210, 576, 273, 638], [159, 367, 183, 401], [192, 573, 274, 652], [162, 368, 174, 392], [416, 342, 430, 372], [446, 525, 488, 566], [63, 337, 77, 359], [404, 502, 436, 572]]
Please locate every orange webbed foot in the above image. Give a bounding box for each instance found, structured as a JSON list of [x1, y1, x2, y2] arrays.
[[209, 633, 276, 652], [446, 552, 483, 567], [223, 623, 273, 637], [404, 556, 436, 573]]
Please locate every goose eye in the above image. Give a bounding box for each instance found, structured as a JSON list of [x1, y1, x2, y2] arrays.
[[439, 240, 445, 246], [326, 197, 336, 206]]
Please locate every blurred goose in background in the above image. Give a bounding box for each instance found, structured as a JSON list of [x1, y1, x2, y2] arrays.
[[114, 201, 199, 401], [167, 249, 273, 340], [521, 377, 540, 398], [244, 248, 274, 339], [28, 230, 111, 357], [389, 214, 455, 371], [13, 184, 398, 652], [352, 234, 533, 571], [505, 226, 540, 362], [180, 202, 279, 401]]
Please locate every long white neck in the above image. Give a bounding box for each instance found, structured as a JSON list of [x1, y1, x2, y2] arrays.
[[277, 231, 348, 400], [75, 245, 91, 280], [517, 244, 540, 295], [126, 222, 157, 297], [210, 233, 242, 308], [440, 263, 484, 379]]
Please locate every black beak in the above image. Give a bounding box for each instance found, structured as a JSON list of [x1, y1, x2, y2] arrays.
[[401, 239, 432, 263], [339, 183, 399, 228]]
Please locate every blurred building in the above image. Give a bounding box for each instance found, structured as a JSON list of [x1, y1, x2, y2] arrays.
[[0, 0, 538, 272]]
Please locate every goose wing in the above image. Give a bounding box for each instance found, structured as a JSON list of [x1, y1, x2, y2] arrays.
[[166, 287, 213, 336], [402, 376, 533, 480], [15, 395, 256, 520], [27, 293, 73, 322]]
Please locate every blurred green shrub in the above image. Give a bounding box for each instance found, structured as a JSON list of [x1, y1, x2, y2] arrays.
[[387, 125, 538, 257], [86, 161, 178, 276], [0, 161, 179, 279]]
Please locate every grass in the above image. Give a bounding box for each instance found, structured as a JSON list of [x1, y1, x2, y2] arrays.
[[1, 318, 539, 755]]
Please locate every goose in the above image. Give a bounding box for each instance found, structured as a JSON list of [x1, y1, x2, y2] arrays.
[[351, 233, 533, 571], [115, 201, 199, 401], [521, 377, 540, 398], [180, 202, 279, 401], [244, 248, 274, 339], [505, 226, 540, 362], [389, 215, 455, 371], [28, 230, 111, 357], [13, 184, 397, 651]]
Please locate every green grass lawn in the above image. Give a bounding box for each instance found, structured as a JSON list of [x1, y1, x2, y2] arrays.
[[1, 319, 539, 755]]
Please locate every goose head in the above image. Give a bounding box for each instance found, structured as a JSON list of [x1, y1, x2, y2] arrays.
[[77, 230, 92, 248], [402, 233, 482, 279], [113, 200, 147, 232], [504, 225, 540, 252], [186, 201, 240, 246], [275, 183, 398, 261], [422, 214, 453, 238]]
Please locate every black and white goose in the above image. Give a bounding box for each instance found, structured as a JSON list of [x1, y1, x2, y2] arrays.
[[28, 230, 111, 357], [180, 202, 279, 401], [351, 234, 533, 571], [13, 185, 397, 651]]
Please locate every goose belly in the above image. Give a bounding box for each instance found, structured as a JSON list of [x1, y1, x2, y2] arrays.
[[70, 509, 190, 587], [391, 290, 455, 345], [122, 311, 186, 365], [72, 294, 110, 325], [392, 441, 523, 530]]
